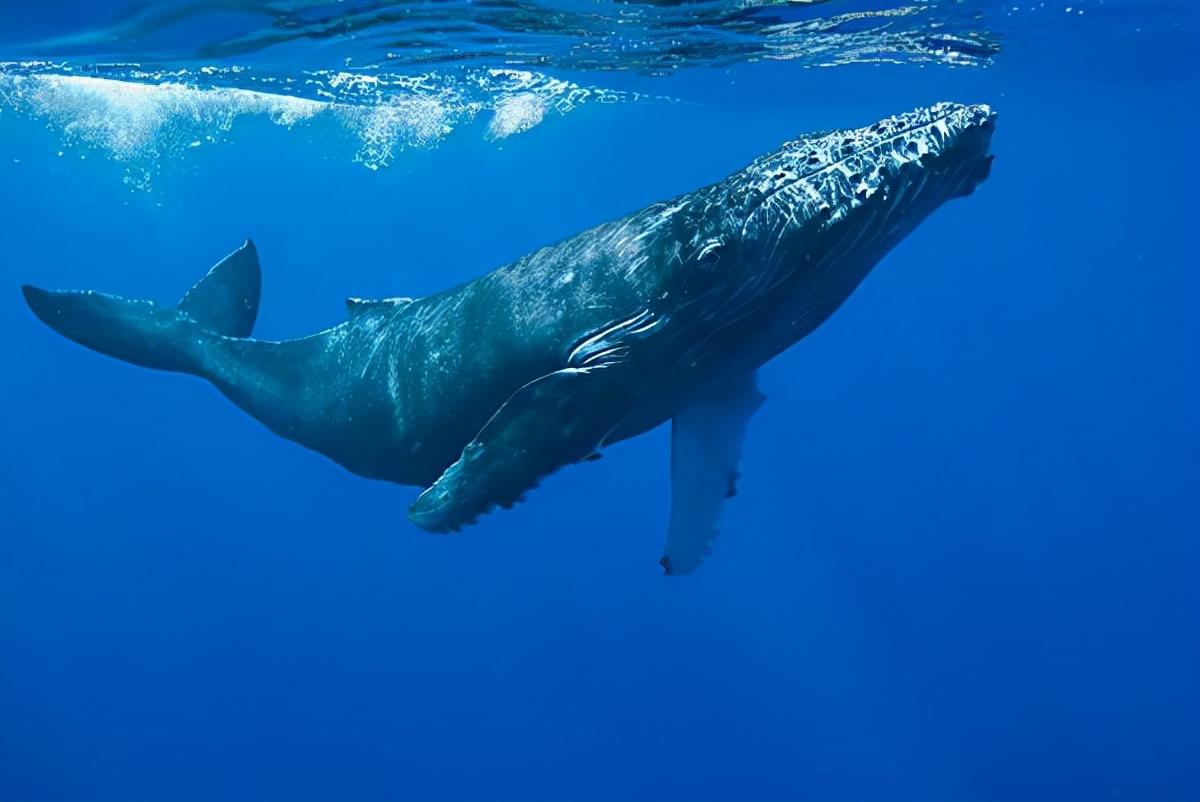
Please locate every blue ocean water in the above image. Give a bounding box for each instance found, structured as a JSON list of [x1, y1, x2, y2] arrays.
[[1, 1, 1198, 800]]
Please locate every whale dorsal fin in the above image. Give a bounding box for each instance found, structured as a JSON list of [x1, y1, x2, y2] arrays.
[[661, 371, 765, 576], [345, 296, 414, 320]]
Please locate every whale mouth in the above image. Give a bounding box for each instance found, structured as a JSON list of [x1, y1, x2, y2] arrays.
[[913, 103, 997, 196], [843, 102, 997, 219]]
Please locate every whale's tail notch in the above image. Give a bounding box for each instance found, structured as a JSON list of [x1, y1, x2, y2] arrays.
[[20, 240, 261, 375]]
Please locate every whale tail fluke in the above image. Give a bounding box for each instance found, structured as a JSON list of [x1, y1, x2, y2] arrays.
[[177, 239, 261, 338], [21, 240, 261, 375]]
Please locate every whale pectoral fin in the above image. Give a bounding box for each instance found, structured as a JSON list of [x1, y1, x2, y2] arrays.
[[661, 372, 765, 576], [408, 367, 627, 533]]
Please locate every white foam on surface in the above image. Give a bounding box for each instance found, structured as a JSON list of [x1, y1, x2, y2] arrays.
[[10, 74, 324, 155], [0, 62, 652, 186], [486, 93, 547, 141], [338, 95, 460, 170]]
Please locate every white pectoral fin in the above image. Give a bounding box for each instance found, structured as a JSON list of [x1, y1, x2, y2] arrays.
[[661, 372, 765, 576]]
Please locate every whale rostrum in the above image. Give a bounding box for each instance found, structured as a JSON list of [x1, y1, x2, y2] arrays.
[[23, 102, 996, 574]]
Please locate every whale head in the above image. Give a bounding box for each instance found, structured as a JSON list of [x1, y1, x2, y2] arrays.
[[666, 102, 996, 361], [734, 102, 996, 267]]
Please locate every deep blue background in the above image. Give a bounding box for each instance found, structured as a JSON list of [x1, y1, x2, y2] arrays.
[[2, 6, 1198, 801]]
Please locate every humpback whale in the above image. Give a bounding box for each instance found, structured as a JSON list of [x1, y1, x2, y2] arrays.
[[22, 101, 995, 574]]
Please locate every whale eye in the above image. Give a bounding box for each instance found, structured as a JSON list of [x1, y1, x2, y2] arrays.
[[696, 238, 724, 268]]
